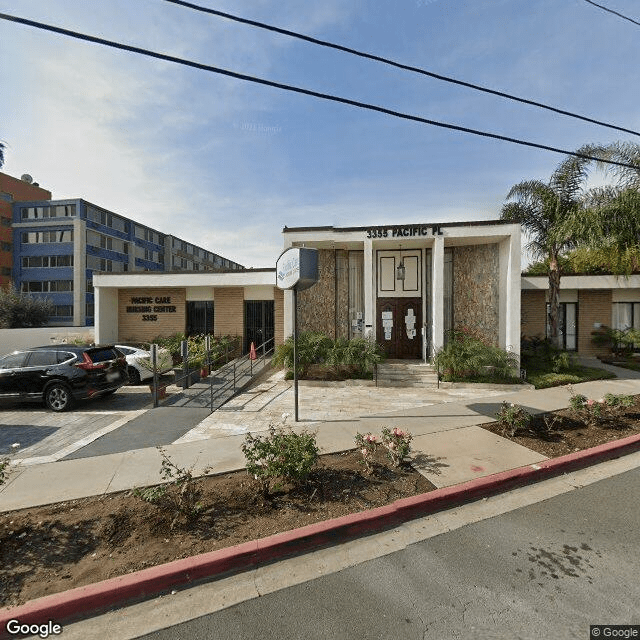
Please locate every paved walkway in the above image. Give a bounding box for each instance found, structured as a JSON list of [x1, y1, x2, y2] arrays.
[[2, 361, 640, 512]]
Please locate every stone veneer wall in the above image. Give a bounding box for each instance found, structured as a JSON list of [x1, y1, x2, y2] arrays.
[[335, 250, 349, 339], [298, 249, 336, 338], [452, 244, 499, 345]]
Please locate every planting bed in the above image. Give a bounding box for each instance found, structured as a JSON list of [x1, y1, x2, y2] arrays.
[[0, 449, 433, 608], [482, 394, 640, 458]]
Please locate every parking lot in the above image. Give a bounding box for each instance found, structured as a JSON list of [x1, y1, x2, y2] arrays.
[[0, 386, 153, 464]]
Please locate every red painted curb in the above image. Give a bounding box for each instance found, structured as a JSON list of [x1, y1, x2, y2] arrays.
[[2, 432, 639, 636]]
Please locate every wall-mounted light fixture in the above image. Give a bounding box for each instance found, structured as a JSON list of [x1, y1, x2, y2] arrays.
[[396, 244, 406, 281]]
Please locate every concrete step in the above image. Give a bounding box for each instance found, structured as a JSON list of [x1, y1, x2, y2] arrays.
[[376, 379, 440, 388]]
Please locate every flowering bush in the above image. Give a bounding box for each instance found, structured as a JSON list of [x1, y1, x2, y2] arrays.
[[381, 427, 413, 467], [354, 432, 379, 472], [242, 421, 319, 498], [495, 402, 531, 437], [569, 390, 634, 426]]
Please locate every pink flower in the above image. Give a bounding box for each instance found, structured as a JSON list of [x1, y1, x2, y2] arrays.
[[388, 443, 396, 450], [361, 448, 368, 456], [393, 428, 405, 437], [365, 434, 377, 443], [587, 399, 595, 406]]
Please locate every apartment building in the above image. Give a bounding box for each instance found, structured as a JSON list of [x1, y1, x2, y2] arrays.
[[12, 197, 243, 326]]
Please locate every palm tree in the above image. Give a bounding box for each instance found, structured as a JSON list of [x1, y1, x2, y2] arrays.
[[0, 142, 5, 169], [559, 142, 640, 251], [501, 153, 591, 348]]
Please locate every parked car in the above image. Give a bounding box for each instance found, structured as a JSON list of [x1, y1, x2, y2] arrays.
[[0, 345, 128, 412], [115, 345, 173, 385]]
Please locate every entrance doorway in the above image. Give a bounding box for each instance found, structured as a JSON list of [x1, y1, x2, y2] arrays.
[[244, 300, 274, 354], [376, 297, 422, 359]]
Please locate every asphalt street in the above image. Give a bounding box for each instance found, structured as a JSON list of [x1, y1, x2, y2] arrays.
[[141, 467, 640, 640]]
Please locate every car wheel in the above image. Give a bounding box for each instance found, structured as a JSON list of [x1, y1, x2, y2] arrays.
[[45, 383, 73, 412], [127, 366, 141, 385]]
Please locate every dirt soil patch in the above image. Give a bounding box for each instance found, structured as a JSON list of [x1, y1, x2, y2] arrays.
[[482, 394, 640, 458], [0, 449, 434, 608]]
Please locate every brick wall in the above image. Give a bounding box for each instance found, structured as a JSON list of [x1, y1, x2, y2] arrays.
[[0, 172, 52, 286], [118, 288, 185, 342], [521, 290, 546, 339], [274, 287, 284, 346], [213, 287, 244, 339], [578, 290, 612, 356]]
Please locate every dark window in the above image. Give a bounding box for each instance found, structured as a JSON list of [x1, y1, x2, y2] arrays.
[[88, 348, 117, 363], [186, 301, 213, 336], [26, 351, 59, 366], [546, 302, 578, 351], [57, 351, 76, 364], [244, 301, 274, 354], [0, 353, 27, 368]]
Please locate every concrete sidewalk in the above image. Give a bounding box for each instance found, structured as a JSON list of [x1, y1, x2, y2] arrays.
[[1, 373, 640, 512]]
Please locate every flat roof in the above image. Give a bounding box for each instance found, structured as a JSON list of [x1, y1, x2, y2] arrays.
[[282, 219, 507, 233]]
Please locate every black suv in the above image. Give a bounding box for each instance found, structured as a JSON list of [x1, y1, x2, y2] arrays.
[[0, 345, 128, 412]]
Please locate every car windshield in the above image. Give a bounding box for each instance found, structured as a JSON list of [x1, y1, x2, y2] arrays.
[[88, 348, 118, 363]]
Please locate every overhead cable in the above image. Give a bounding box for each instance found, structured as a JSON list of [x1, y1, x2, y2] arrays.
[[1, 11, 639, 172], [159, 0, 640, 138], [583, 0, 640, 28]]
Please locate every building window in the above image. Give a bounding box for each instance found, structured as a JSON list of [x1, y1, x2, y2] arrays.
[[546, 302, 578, 351], [21, 280, 73, 293], [21, 255, 73, 268], [612, 302, 640, 349], [20, 205, 76, 219], [0, 267, 10, 276], [21, 230, 73, 243], [86, 279, 94, 293], [86, 303, 94, 317], [51, 305, 73, 317], [1, 217, 11, 227], [0, 242, 11, 252]]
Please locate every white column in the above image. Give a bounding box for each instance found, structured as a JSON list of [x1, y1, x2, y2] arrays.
[[431, 235, 444, 356], [94, 286, 118, 344], [73, 218, 86, 327], [505, 230, 521, 365], [364, 238, 374, 339]]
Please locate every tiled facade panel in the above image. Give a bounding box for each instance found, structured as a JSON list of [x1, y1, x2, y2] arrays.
[[118, 287, 186, 342], [578, 290, 612, 356], [298, 249, 336, 338], [521, 290, 547, 339], [213, 287, 244, 338], [453, 244, 499, 346], [274, 287, 284, 346]]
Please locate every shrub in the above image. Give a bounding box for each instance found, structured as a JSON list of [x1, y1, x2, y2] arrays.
[[0, 287, 54, 328], [569, 391, 634, 427], [0, 443, 20, 486], [381, 427, 413, 467], [354, 432, 379, 473], [272, 333, 384, 378], [495, 402, 531, 437], [434, 330, 518, 380], [242, 421, 319, 497], [133, 448, 206, 530]]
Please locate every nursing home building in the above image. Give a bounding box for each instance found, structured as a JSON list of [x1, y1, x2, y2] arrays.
[[94, 220, 522, 363]]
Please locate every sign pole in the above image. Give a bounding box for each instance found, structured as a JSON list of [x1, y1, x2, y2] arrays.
[[293, 286, 299, 422]]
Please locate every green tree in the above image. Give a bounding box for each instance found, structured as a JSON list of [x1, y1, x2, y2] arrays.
[[0, 286, 53, 328], [501, 153, 590, 347], [559, 143, 640, 251], [0, 141, 5, 168]]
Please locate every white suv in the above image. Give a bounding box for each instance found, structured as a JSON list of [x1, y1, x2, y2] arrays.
[[115, 345, 173, 385]]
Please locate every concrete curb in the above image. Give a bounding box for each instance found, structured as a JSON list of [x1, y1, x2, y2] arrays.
[[2, 432, 640, 635]]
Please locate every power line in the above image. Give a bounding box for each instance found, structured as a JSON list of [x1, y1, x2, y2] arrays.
[[1, 11, 639, 172], [583, 0, 640, 28], [159, 0, 640, 138]]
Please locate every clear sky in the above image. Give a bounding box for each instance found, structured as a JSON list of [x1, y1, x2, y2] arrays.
[[0, 0, 638, 268]]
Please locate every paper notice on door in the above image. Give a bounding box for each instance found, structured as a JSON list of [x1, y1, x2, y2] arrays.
[[381, 311, 393, 320], [382, 319, 393, 328], [384, 330, 392, 340]]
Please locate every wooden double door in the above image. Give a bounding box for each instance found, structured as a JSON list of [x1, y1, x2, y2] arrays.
[[376, 297, 422, 359]]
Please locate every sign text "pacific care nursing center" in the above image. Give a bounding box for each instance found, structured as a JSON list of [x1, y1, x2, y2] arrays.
[[126, 296, 177, 322]]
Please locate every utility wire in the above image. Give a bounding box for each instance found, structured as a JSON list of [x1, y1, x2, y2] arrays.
[[1, 11, 639, 172], [583, 0, 640, 28], [160, 0, 640, 138]]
